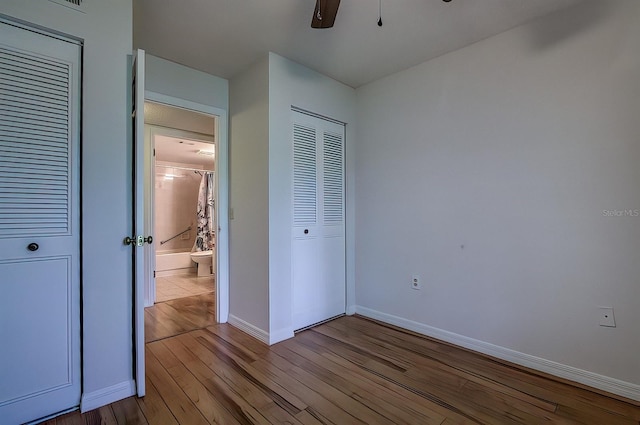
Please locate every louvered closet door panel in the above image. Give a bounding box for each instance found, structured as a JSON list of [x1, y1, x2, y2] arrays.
[[318, 122, 345, 327], [323, 130, 344, 230], [293, 123, 317, 228], [0, 47, 71, 237]]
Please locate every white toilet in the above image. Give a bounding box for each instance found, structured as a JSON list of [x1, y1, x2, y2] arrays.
[[190, 250, 214, 277]]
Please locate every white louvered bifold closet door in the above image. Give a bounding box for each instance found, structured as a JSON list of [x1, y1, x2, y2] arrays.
[[0, 20, 81, 425], [292, 110, 345, 331]]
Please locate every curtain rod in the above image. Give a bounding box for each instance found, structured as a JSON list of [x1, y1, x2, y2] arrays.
[[156, 164, 213, 173]]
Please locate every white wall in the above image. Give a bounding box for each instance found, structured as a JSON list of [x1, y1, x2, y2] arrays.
[[228, 58, 271, 336], [268, 53, 357, 342], [355, 0, 640, 397], [145, 55, 228, 111], [0, 0, 134, 403]]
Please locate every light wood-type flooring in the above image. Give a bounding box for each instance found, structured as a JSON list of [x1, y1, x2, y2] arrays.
[[43, 305, 640, 424], [145, 292, 216, 343]]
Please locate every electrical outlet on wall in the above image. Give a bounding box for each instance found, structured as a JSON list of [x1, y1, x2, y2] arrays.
[[411, 275, 421, 290]]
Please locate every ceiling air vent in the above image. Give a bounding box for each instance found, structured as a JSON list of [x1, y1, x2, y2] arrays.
[[49, 0, 86, 12]]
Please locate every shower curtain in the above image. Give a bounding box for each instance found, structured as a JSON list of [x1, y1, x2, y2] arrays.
[[194, 172, 214, 251]]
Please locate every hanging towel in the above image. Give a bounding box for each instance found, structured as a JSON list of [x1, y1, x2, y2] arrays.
[[194, 172, 215, 251]]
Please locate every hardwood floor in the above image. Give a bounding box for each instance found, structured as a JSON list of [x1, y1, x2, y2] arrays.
[[43, 315, 640, 424], [145, 292, 216, 343]]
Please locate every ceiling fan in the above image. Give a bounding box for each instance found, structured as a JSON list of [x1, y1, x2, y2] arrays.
[[310, 0, 452, 29], [311, 0, 341, 29]]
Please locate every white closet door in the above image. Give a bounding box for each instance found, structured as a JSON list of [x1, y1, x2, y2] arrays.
[[292, 111, 345, 330], [0, 20, 81, 424]]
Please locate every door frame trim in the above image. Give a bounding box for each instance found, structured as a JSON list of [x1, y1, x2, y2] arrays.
[[143, 91, 230, 324]]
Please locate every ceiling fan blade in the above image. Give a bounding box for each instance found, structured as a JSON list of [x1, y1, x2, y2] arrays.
[[311, 0, 341, 29]]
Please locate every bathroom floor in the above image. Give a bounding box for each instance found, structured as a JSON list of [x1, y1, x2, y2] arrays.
[[155, 274, 214, 303]]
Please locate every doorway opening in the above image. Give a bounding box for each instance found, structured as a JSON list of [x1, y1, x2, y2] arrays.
[[143, 101, 218, 342]]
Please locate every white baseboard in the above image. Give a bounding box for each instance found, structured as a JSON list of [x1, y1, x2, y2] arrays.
[[228, 314, 270, 345], [228, 314, 293, 345], [227, 315, 294, 345], [355, 306, 640, 402], [346, 305, 356, 315], [269, 327, 295, 345], [80, 380, 136, 412]]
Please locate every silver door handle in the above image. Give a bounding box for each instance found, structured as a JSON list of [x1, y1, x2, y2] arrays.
[[124, 235, 153, 246]]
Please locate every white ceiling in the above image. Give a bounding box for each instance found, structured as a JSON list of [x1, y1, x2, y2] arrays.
[[145, 102, 216, 168], [155, 135, 215, 168], [134, 0, 584, 88]]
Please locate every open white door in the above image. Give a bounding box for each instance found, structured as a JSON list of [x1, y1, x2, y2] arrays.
[[128, 49, 147, 397], [143, 117, 156, 308]]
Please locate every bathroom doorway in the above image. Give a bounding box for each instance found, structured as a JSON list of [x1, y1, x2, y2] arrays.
[[143, 101, 218, 341]]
